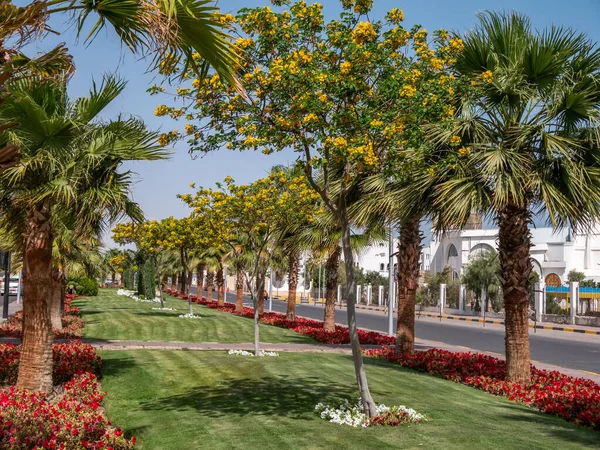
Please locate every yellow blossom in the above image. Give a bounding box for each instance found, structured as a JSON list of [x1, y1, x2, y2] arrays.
[[481, 70, 493, 83], [340, 61, 352, 75], [449, 135, 461, 145], [399, 85, 416, 98], [352, 21, 377, 45]]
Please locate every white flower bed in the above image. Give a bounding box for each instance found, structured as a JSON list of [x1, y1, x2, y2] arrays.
[[227, 349, 279, 357], [178, 313, 201, 319], [151, 307, 177, 311], [315, 399, 425, 428], [116, 289, 162, 303]]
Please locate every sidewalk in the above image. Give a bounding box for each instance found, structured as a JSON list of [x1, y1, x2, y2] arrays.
[[0, 298, 21, 321]]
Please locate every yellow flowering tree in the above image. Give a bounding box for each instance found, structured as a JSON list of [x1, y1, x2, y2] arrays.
[[180, 170, 319, 354], [151, 0, 465, 415]]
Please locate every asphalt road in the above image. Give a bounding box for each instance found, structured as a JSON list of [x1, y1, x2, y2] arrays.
[[189, 287, 600, 374]]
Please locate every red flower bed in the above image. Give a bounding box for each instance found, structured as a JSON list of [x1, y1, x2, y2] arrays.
[[364, 347, 600, 430], [0, 297, 84, 339], [0, 341, 102, 386], [184, 294, 397, 346], [0, 372, 135, 449]]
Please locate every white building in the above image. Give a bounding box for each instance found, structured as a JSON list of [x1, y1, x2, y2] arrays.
[[426, 226, 600, 286]]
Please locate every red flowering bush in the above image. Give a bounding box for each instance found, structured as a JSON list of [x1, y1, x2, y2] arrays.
[[0, 341, 102, 386], [0, 372, 135, 449], [365, 347, 600, 430], [186, 295, 397, 346], [0, 299, 84, 339]]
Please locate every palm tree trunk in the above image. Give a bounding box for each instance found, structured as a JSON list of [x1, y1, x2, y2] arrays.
[[498, 203, 532, 383], [206, 271, 214, 301], [216, 266, 225, 306], [236, 269, 244, 312], [324, 246, 341, 332], [339, 206, 377, 417], [50, 266, 62, 331], [196, 262, 205, 298], [178, 270, 185, 293], [396, 216, 422, 353], [111, 271, 116, 287], [16, 204, 54, 393], [60, 269, 66, 315], [173, 273, 179, 292], [286, 251, 299, 320]]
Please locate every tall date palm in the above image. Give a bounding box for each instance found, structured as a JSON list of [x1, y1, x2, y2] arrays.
[[427, 12, 600, 382], [0, 75, 167, 392]]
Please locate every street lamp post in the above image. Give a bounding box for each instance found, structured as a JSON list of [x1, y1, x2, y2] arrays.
[[388, 225, 394, 336]]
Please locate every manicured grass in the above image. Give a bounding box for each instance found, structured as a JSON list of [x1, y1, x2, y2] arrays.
[[100, 350, 599, 450], [75, 289, 315, 344]]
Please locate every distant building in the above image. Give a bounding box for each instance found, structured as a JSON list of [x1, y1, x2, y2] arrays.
[[425, 227, 600, 286]]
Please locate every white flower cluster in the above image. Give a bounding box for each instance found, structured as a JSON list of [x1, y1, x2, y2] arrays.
[[151, 307, 177, 311], [178, 313, 201, 319], [116, 289, 162, 303], [314, 399, 425, 428], [227, 349, 279, 357]]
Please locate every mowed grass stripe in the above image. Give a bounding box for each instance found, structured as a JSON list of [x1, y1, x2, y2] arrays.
[[100, 350, 600, 450], [75, 289, 315, 344]]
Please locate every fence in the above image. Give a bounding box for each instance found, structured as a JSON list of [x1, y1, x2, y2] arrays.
[[545, 286, 600, 317]]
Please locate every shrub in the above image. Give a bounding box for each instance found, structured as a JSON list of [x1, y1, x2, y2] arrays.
[[67, 276, 99, 297], [142, 258, 156, 300], [0, 341, 102, 386], [0, 372, 135, 449]]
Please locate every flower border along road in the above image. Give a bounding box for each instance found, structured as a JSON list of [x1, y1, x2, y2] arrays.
[[166, 289, 600, 432]]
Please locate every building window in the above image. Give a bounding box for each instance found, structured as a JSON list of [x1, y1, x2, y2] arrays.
[[387, 264, 390, 271], [379, 263, 384, 271]]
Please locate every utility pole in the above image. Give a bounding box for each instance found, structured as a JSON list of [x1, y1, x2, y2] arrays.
[[387, 225, 394, 336]]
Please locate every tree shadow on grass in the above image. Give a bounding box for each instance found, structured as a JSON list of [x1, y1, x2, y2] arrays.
[[99, 354, 139, 379], [137, 374, 355, 420], [496, 404, 599, 447]]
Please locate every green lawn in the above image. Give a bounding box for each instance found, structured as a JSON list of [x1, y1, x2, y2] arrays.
[[100, 350, 599, 450], [75, 289, 315, 344]]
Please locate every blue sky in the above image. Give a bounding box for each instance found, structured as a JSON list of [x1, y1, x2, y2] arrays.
[[15, 0, 600, 244]]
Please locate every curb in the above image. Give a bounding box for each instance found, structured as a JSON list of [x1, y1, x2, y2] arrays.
[[353, 305, 600, 335]]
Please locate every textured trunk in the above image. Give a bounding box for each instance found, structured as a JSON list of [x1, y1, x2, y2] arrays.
[[174, 274, 179, 292], [196, 262, 206, 298], [324, 246, 341, 332], [286, 251, 299, 320], [179, 270, 186, 293], [216, 266, 225, 306], [111, 272, 116, 287], [499, 203, 532, 383], [60, 270, 66, 315], [187, 267, 193, 314], [206, 271, 214, 301], [257, 274, 265, 316], [396, 216, 422, 354], [339, 207, 377, 417], [16, 204, 54, 392], [50, 266, 62, 331], [235, 269, 244, 313]]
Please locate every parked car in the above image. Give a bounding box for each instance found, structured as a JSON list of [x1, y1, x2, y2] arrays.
[[0, 276, 20, 296]]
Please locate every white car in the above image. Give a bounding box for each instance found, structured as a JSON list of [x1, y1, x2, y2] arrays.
[[0, 276, 20, 296]]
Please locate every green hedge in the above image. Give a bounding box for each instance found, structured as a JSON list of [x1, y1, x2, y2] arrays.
[[67, 276, 99, 296], [142, 258, 156, 300]]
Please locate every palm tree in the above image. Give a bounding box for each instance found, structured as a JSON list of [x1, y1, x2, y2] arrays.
[[0, 74, 167, 392], [0, 0, 240, 172], [426, 11, 600, 382]]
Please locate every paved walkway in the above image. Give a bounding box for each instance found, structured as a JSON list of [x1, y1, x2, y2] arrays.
[[2, 334, 598, 384]]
